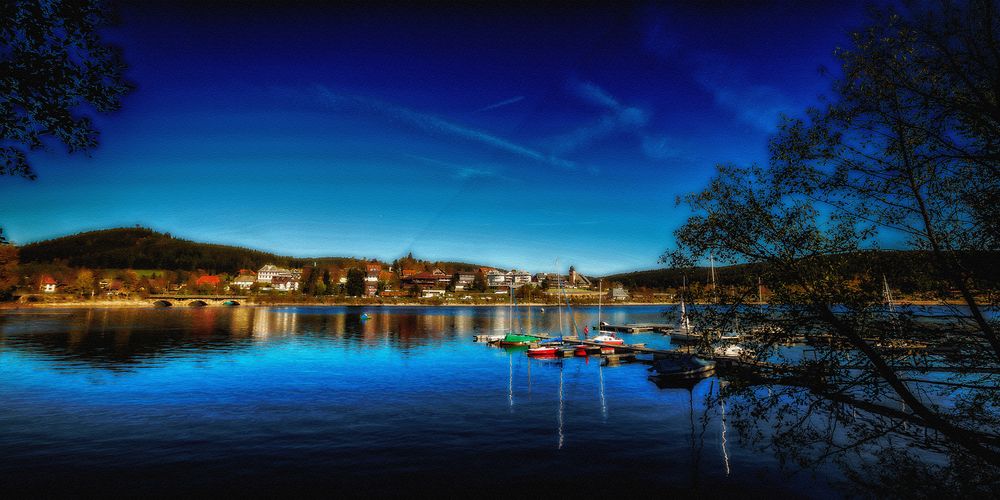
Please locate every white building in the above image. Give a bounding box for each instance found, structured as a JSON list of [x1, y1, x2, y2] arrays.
[[233, 275, 256, 290], [486, 269, 507, 288], [509, 270, 532, 288], [257, 264, 300, 283], [271, 276, 300, 291], [453, 272, 475, 291]]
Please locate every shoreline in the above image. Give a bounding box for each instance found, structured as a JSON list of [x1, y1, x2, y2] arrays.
[[0, 299, 974, 310]]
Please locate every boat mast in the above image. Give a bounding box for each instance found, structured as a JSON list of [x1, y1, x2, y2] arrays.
[[882, 274, 896, 314], [681, 275, 690, 333], [509, 282, 514, 332], [709, 252, 717, 303], [597, 279, 602, 331]]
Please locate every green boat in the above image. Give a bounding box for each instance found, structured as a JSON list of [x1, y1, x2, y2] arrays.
[[496, 286, 537, 346], [498, 333, 537, 346]]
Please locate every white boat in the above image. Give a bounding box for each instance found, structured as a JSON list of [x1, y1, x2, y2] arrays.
[[671, 282, 700, 341], [475, 334, 506, 343], [714, 343, 749, 358], [592, 334, 624, 345]]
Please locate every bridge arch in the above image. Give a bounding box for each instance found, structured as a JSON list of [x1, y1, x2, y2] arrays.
[[222, 300, 240, 306], [153, 300, 173, 307], [188, 300, 208, 307]]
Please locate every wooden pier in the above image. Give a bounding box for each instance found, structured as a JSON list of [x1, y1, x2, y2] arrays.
[[528, 332, 775, 371], [593, 323, 674, 333]]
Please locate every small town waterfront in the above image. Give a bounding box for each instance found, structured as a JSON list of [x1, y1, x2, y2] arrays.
[[0, 306, 946, 496]]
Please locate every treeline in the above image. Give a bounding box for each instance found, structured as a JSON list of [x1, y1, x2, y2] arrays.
[[390, 252, 485, 275], [16, 227, 373, 273], [602, 250, 1000, 293], [15, 227, 489, 275]]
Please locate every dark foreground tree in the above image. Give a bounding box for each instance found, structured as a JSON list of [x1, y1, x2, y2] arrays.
[[0, 229, 18, 298], [345, 267, 365, 297], [1, 0, 133, 179], [666, 0, 1000, 492]]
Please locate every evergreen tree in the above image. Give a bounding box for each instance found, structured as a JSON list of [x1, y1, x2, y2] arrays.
[[345, 268, 365, 297]]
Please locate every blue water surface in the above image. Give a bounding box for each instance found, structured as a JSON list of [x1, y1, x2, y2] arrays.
[[0, 306, 831, 496]]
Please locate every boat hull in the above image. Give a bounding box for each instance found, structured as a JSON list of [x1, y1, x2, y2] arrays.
[[527, 347, 558, 357]]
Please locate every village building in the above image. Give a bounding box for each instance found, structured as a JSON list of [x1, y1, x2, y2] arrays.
[[105, 279, 127, 297], [401, 269, 450, 292], [420, 289, 446, 299], [39, 275, 58, 293], [567, 266, 592, 288], [232, 274, 256, 290], [486, 269, 507, 288], [509, 270, 532, 288], [453, 271, 475, 291], [364, 262, 382, 297], [271, 275, 300, 292], [195, 275, 222, 288], [611, 286, 628, 301], [256, 264, 300, 283]]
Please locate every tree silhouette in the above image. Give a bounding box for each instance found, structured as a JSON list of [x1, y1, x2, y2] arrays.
[[667, 0, 1000, 489], [1, 0, 133, 179]]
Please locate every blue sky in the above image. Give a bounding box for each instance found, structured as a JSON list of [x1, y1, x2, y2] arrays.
[[0, 2, 870, 274]]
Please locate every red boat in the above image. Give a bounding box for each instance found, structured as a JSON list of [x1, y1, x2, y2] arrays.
[[527, 346, 558, 357]]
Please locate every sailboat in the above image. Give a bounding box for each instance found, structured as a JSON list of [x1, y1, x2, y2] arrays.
[[592, 279, 625, 345], [529, 278, 564, 357], [671, 277, 700, 342], [498, 286, 536, 346]]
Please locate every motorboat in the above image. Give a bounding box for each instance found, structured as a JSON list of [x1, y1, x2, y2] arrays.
[[592, 334, 624, 345], [649, 355, 716, 381], [527, 345, 559, 357]]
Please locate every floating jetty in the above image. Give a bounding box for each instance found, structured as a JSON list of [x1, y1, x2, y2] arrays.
[[593, 323, 674, 333], [476, 331, 773, 374]]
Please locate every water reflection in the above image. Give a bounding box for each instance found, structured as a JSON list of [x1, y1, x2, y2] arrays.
[[0, 305, 903, 497], [1, 307, 562, 369]]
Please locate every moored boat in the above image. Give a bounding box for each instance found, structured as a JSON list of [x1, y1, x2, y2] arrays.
[[527, 345, 559, 357], [592, 334, 624, 345], [649, 355, 716, 381], [498, 333, 537, 346]]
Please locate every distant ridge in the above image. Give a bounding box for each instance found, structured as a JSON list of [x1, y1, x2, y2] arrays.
[[18, 227, 315, 272], [16, 227, 489, 273], [601, 250, 1000, 292]]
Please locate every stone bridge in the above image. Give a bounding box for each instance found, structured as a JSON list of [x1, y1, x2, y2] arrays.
[[147, 295, 250, 307]]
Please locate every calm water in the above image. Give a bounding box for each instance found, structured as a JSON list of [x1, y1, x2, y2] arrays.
[[0, 306, 831, 496]]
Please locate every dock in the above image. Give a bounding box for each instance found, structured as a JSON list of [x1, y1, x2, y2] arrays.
[[593, 323, 674, 333], [528, 332, 776, 371]]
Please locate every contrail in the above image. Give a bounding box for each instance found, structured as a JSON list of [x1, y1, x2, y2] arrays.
[[315, 86, 574, 170], [475, 95, 525, 112]]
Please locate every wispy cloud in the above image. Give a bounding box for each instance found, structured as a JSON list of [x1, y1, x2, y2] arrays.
[[693, 60, 794, 133], [475, 95, 525, 112], [549, 80, 652, 155], [314, 85, 575, 170], [404, 154, 506, 181], [573, 80, 624, 111]]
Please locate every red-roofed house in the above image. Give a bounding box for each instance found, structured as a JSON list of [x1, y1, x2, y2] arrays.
[[195, 275, 222, 287], [39, 275, 58, 293], [364, 262, 381, 296]]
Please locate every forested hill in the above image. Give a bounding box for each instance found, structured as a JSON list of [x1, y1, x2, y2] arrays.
[[601, 250, 1000, 293], [16, 228, 357, 272], [16, 227, 492, 273]]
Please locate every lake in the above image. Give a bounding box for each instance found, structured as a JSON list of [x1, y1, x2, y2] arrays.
[[0, 305, 849, 496]]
